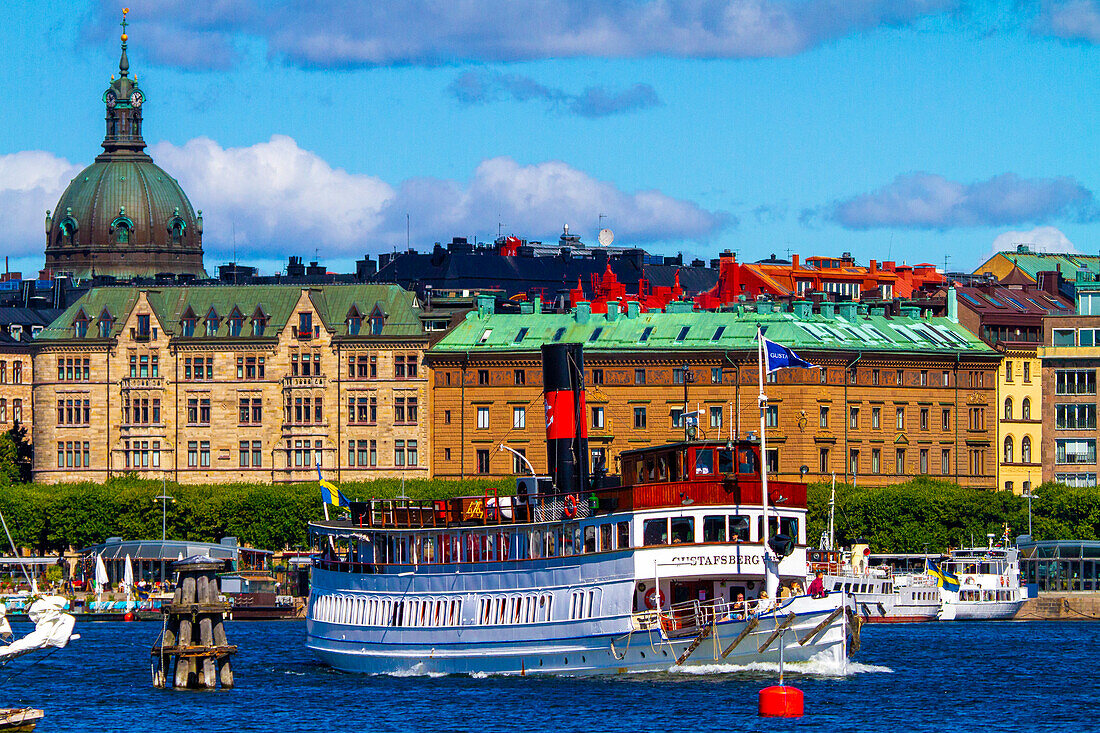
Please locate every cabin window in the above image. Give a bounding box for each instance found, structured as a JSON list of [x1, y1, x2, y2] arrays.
[[729, 515, 750, 542], [703, 516, 726, 543], [718, 449, 734, 474], [583, 526, 597, 553], [600, 524, 613, 551], [738, 448, 758, 474], [643, 518, 668, 546], [693, 449, 714, 475], [670, 517, 694, 544], [617, 521, 630, 549], [759, 516, 800, 542]]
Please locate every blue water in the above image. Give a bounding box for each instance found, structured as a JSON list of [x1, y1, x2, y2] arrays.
[[2, 620, 1095, 732]]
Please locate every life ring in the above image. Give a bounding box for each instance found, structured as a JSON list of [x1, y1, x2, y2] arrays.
[[644, 588, 666, 610], [1000, 575, 1007, 587], [563, 494, 579, 519], [964, 576, 975, 586]]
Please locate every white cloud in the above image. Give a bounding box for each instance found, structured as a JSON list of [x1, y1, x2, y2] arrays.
[[90, 0, 956, 69], [988, 226, 1082, 258], [0, 151, 84, 255], [150, 136, 728, 257], [1034, 0, 1100, 43]]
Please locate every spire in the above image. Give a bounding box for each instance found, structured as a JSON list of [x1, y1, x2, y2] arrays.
[[119, 8, 130, 78]]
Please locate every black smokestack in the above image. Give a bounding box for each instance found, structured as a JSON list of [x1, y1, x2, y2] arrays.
[[541, 343, 589, 495]]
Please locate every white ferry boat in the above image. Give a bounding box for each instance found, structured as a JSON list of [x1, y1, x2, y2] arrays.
[[305, 343, 854, 675], [814, 549, 940, 624], [937, 536, 1027, 621]]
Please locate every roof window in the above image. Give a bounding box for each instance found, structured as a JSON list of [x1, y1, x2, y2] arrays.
[[553, 327, 566, 342], [514, 327, 528, 344], [639, 326, 653, 342], [712, 326, 725, 341], [479, 328, 492, 343], [588, 327, 603, 342]]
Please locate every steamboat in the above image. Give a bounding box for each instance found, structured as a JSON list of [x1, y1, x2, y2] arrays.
[[305, 343, 855, 675], [937, 535, 1027, 621]]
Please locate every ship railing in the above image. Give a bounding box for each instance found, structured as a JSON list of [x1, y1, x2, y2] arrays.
[[631, 597, 772, 633]]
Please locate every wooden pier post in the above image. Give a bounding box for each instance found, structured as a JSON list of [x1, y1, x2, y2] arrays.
[[151, 557, 238, 690]]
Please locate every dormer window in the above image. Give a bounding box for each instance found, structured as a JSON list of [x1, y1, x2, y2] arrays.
[[58, 216, 78, 247], [228, 309, 244, 337], [98, 309, 113, 338], [298, 312, 313, 339], [369, 306, 385, 336], [9, 325, 21, 341], [167, 210, 186, 245], [205, 308, 220, 337], [252, 318, 265, 337], [73, 311, 90, 338], [180, 312, 196, 338], [111, 210, 133, 244]]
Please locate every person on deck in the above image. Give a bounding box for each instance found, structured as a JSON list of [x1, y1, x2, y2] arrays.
[[808, 570, 828, 599]]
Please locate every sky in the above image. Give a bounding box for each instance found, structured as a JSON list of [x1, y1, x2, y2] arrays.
[[0, 0, 1098, 277]]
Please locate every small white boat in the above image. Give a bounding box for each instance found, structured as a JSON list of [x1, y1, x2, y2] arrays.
[[937, 535, 1027, 621], [814, 549, 941, 623]]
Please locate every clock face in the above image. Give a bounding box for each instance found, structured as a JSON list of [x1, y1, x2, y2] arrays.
[[130, 90, 143, 108], [105, 91, 117, 109]]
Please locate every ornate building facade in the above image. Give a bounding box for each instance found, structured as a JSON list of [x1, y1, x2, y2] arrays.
[[425, 295, 1001, 489], [44, 14, 205, 280], [32, 285, 428, 483]]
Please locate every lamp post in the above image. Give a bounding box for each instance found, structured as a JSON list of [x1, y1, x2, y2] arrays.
[[681, 362, 695, 441], [1022, 481, 1036, 538], [155, 485, 175, 584]]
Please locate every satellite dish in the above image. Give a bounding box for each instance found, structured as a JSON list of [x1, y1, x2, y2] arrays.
[[598, 228, 614, 246]]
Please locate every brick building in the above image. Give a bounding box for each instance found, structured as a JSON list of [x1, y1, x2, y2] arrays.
[[425, 293, 1000, 489], [32, 284, 429, 483]]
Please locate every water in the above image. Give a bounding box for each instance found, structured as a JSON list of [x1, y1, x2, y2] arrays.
[[3, 620, 1095, 732]]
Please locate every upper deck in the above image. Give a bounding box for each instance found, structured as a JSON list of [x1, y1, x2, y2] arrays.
[[321, 439, 807, 533]]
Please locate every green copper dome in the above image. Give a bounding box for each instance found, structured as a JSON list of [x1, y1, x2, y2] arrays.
[[44, 13, 206, 280]]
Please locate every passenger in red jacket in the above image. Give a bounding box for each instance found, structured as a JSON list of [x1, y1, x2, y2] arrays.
[[808, 570, 828, 598]]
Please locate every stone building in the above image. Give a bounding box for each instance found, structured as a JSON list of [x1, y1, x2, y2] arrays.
[[425, 293, 1000, 489], [0, 310, 54, 444], [946, 274, 1072, 493], [43, 16, 205, 280], [32, 284, 428, 483]]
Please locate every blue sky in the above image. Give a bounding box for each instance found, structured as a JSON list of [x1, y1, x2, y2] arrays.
[[0, 0, 1097, 276]]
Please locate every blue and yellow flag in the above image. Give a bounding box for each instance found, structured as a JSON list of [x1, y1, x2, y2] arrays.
[[317, 465, 349, 507], [926, 558, 960, 592]]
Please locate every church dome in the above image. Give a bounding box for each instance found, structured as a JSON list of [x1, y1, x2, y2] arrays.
[[44, 11, 206, 280]]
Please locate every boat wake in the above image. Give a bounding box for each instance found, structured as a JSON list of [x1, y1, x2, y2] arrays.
[[668, 658, 893, 677]]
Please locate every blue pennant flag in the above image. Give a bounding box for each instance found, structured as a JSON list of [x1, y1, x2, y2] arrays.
[[762, 337, 816, 373], [926, 558, 960, 592]]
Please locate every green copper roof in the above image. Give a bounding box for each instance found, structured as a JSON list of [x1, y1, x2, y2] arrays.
[[982, 250, 1100, 281], [430, 301, 994, 356], [39, 284, 423, 341]]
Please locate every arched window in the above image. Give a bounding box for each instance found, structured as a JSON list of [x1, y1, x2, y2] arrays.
[[1022, 398, 1031, 421], [1022, 436, 1032, 463], [111, 210, 133, 244], [1004, 398, 1013, 420], [205, 308, 220, 337], [167, 209, 186, 245], [1003, 436, 1013, 464], [58, 216, 78, 247]]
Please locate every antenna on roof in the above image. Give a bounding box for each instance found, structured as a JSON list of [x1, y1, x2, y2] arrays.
[[406, 213, 410, 252]]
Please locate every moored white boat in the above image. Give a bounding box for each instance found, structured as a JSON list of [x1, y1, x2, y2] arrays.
[[306, 341, 855, 675], [937, 537, 1026, 621]]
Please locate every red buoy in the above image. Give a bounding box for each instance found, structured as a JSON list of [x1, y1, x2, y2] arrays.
[[123, 612, 135, 622], [758, 685, 804, 717]]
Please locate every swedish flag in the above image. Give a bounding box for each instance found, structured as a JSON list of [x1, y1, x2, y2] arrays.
[[926, 558, 960, 592], [317, 465, 349, 507]]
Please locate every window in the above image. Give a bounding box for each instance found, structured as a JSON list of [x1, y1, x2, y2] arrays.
[[871, 369, 880, 386], [514, 369, 525, 385], [896, 369, 904, 385], [765, 449, 778, 474], [633, 406, 647, 429], [394, 440, 406, 467], [1004, 398, 1013, 420], [871, 407, 880, 429], [1023, 361, 1031, 383], [57, 357, 91, 382], [1056, 439, 1097, 464], [1056, 404, 1097, 430], [239, 397, 262, 425], [634, 369, 646, 385], [670, 517, 694, 544], [703, 516, 726, 543], [591, 369, 604, 385], [711, 367, 722, 384], [765, 405, 778, 428], [942, 408, 951, 431], [12, 399, 21, 424], [512, 448, 528, 474], [968, 407, 985, 431], [1022, 436, 1032, 463], [848, 368, 857, 385], [477, 407, 490, 429], [591, 406, 605, 429], [643, 518, 668, 546], [1053, 328, 1076, 346], [237, 356, 265, 380], [394, 354, 418, 379], [820, 369, 828, 384], [920, 449, 929, 474], [895, 448, 905, 475], [849, 407, 859, 430], [639, 326, 653, 342], [849, 449, 859, 475], [896, 407, 905, 430], [478, 369, 490, 385], [476, 449, 491, 474], [298, 312, 313, 338], [1056, 370, 1096, 395], [969, 448, 985, 475], [728, 515, 750, 542], [871, 448, 881, 474], [1022, 398, 1031, 420], [1055, 473, 1098, 488], [1003, 437, 1014, 464], [251, 441, 262, 467], [941, 449, 950, 475], [942, 371, 950, 387], [920, 370, 928, 386], [1004, 361, 1013, 382], [673, 368, 685, 385], [512, 407, 525, 429], [819, 406, 829, 428], [184, 357, 213, 381], [710, 406, 723, 428], [818, 447, 829, 473], [187, 441, 198, 468], [200, 441, 210, 468], [239, 441, 250, 468], [920, 408, 929, 431]]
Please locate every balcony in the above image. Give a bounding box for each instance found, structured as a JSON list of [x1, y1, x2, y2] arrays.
[[120, 377, 164, 390], [281, 375, 326, 389]]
